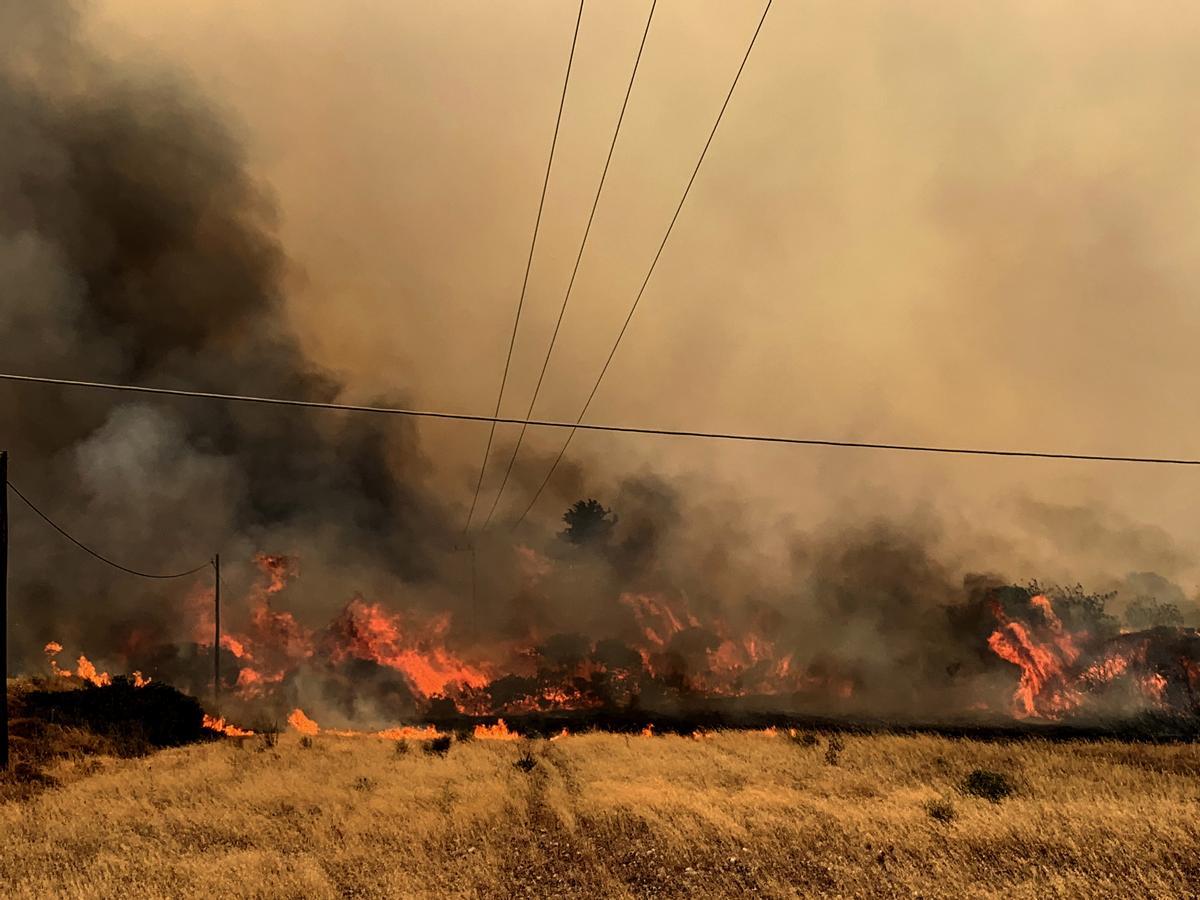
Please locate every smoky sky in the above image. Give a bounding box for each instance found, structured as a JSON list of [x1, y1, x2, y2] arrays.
[[4, 0, 1200, 691], [80, 1, 1200, 587]]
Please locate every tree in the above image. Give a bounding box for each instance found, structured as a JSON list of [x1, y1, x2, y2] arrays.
[[560, 498, 617, 546]]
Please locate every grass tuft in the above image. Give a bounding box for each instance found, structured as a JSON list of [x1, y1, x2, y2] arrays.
[[423, 736, 452, 757], [960, 769, 1016, 803], [925, 798, 957, 823]]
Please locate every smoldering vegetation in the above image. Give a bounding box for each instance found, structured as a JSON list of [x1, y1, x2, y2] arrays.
[[3, 1, 1200, 731]]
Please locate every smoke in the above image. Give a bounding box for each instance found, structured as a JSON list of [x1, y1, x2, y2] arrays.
[[4, 1, 1200, 724], [1, 0, 456, 666]]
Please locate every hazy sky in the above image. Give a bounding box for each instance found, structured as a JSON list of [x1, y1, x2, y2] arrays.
[[85, 1, 1200, 587]]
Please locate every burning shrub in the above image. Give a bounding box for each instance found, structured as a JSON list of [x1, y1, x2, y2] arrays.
[[423, 736, 452, 757], [925, 798, 957, 823], [960, 769, 1015, 803], [20, 680, 206, 754]]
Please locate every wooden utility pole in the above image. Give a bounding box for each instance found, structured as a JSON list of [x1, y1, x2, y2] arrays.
[[212, 553, 220, 710], [1, 451, 9, 771]]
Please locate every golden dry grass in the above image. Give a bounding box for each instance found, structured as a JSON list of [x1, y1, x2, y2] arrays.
[[2, 729, 1198, 898]]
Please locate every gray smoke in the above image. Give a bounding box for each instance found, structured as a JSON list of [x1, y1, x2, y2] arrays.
[[1, 0, 456, 667], [4, 2, 1197, 723]]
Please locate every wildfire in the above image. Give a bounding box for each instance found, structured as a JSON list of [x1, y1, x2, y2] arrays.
[[287, 708, 453, 741], [287, 708, 320, 736], [326, 598, 490, 698], [473, 719, 519, 741], [203, 714, 255, 737], [987, 599, 1081, 718], [986, 594, 1193, 718], [43, 641, 149, 688], [45, 547, 1198, 729]]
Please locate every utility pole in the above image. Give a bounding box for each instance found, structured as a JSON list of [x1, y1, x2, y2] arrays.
[[1, 451, 9, 771], [212, 553, 220, 710]]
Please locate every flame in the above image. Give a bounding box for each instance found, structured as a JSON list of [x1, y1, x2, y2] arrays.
[[375, 725, 444, 740], [44, 642, 145, 688], [986, 594, 1196, 718], [326, 597, 490, 697], [287, 708, 449, 740], [1141, 672, 1168, 702], [641, 724, 655, 737], [203, 714, 255, 737], [473, 719, 519, 741], [287, 708, 320, 736]]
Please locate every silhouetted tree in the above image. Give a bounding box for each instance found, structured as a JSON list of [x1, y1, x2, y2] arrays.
[[560, 498, 617, 546]]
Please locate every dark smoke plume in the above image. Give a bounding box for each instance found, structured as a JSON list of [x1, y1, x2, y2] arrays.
[[1, 0, 454, 667], [4, 2, 1198, 727]]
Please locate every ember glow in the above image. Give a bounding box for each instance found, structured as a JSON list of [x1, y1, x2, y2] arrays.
[[172, 554, 872, 719], [42, 555, 1200, 728]]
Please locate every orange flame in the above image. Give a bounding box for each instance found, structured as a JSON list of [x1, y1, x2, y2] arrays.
[[987, 596, 1081, 717], [473, 719, 519, 741], [44, 642, 138, 688], [375, 725, 445, 740], [287, 708, 320, 736], [203, 714, 255, 737], [326, 598, 490, 697]]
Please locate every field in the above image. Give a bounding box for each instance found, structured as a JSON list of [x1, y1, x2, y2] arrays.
[[3, 720, 1199, 899]]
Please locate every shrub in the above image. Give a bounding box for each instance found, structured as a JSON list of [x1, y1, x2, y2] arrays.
[[352, 776, 375, 792], [960, 769, 1015, 803], [514, 751, 536, 773], [299, 736, 313, 750], [0, 762, 60, 803], [925, 799, 957, 823], [825, 734, 845, 766], [454, 729, 475, 744], [20, 681, 206, 753], [423, 736, 452, 757], [394, 740, 409, 757], [788, 730, 819, 748], [257, 724, 279, 751]]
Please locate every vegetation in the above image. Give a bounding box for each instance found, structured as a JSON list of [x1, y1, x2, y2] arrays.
[[560, 498, 617, 546], [924, 798, 957, 824], [959, 768, 1016, 803], [3, 725, 1198, 898]]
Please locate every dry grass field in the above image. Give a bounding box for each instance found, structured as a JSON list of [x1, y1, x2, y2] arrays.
[[3, 722, 1199, 899]]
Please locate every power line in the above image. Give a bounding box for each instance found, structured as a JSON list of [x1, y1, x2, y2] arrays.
[[512, 0, 775, 528], [6, 480, 212, 579], [3, 372, 1199, 467], [481, 0, 659, 530], [463, 0, 586, 536]]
